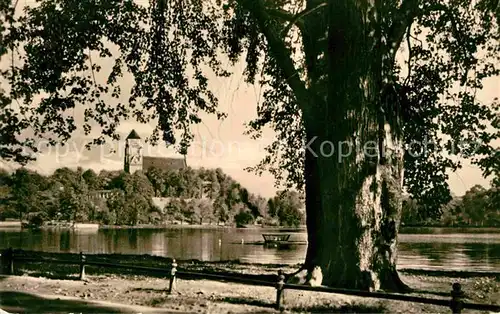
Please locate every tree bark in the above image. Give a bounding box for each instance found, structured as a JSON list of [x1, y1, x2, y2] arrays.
[[244, 0, 410, 292], [290, 0, 409, 292], [296, 120, 408, 291]]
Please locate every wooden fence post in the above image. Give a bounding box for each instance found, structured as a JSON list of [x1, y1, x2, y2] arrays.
[[275, 269, 285, 310], [79, 252, 86, 281], [450, 282, 464, 314], [0, 248, 13, 275], [168, 259, 177, 294], [7, 247, 14, 275]]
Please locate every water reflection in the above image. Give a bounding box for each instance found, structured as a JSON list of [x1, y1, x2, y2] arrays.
[[60, 231, 70, 251], [130, 229, 138, 250], [0, 227, 499, 271], [397, 241, 499, 271]]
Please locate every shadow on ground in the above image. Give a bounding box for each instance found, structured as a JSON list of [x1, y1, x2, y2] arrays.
[[213, 296, 386, 313], [12, 271, 81, 281], [410, 289, 450, 297], [131, 287, 167, 293], [291, 303, 386, 313], [0, 291, 137, 313], [216, 296, 274, 308]]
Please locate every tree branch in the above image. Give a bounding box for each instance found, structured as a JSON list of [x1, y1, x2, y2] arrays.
[[267, 8, 305, 33], [389, 1, 471, 85], [403, 21, 413, 87], [240, 0, 313, 117], [387, 0, 420, 63], [281, 2, 327, 36], [387, 0, 468, 62], [267, 1, 328, 35]]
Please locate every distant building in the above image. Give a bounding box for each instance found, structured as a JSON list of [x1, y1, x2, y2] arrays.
[[151, 179, 212, 211], [124, 129, 143, 174], [89, 130, 205, 212], [123, 129, 187, 174], [87, 190, 125, 212], [142, 156, 187, 172], [89, 190, 124, 201]]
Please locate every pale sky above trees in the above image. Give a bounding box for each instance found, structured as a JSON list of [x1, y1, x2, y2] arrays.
[[0, 0, 497, 198]]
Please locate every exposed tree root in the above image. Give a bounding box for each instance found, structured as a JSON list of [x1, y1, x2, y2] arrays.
[[379, 269, 413, 293], [286, 266, 413, 293]]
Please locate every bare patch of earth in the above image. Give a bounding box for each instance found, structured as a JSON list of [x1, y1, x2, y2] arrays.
[[1, 250, 499, 313], [0, 272, 498, 313]]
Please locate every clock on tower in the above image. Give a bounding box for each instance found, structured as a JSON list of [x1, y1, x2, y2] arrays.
[[124, 129, 143, 173]]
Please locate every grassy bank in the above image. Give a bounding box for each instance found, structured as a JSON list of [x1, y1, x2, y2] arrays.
[[2, 250, 499, 313]]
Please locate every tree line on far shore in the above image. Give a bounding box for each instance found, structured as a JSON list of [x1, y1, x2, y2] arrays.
[[0, 166, 305, 228], [402, 184, 500, 227], [1, 165, 496, 229]]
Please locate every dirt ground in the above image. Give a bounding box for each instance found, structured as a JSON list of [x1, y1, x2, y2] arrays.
[[1, 271, 499, 313], [1, 251, 499, 313]]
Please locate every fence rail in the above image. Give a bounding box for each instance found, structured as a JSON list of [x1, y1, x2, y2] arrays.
[[1, 247, 499, 314]]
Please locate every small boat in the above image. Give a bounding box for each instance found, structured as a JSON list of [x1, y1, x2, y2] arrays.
[[262, 233, 292, 248], [72, 223, 100, 230]]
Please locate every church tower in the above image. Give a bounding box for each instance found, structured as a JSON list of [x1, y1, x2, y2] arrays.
[[124, 129, 143, 174]]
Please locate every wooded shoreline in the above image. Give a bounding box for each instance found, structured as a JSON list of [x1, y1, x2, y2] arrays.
[[3, 220, 500, 232], [0, 220, 307, 230]]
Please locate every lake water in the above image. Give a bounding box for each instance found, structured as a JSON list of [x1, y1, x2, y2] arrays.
[[1, 226, 500, 272]]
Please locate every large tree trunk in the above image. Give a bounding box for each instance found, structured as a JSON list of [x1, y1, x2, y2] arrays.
[[296, 124, 408, 291], [243, 0, 409, 291], [291, 0, 409, 292]]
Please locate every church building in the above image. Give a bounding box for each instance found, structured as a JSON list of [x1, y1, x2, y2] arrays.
[[123, 129, 187, 174]]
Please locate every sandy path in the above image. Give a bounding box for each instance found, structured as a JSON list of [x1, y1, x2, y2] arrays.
[[1, 271, 498, 313]]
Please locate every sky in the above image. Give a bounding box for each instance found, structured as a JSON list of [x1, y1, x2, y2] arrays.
[[0, 1, 498, 199]]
